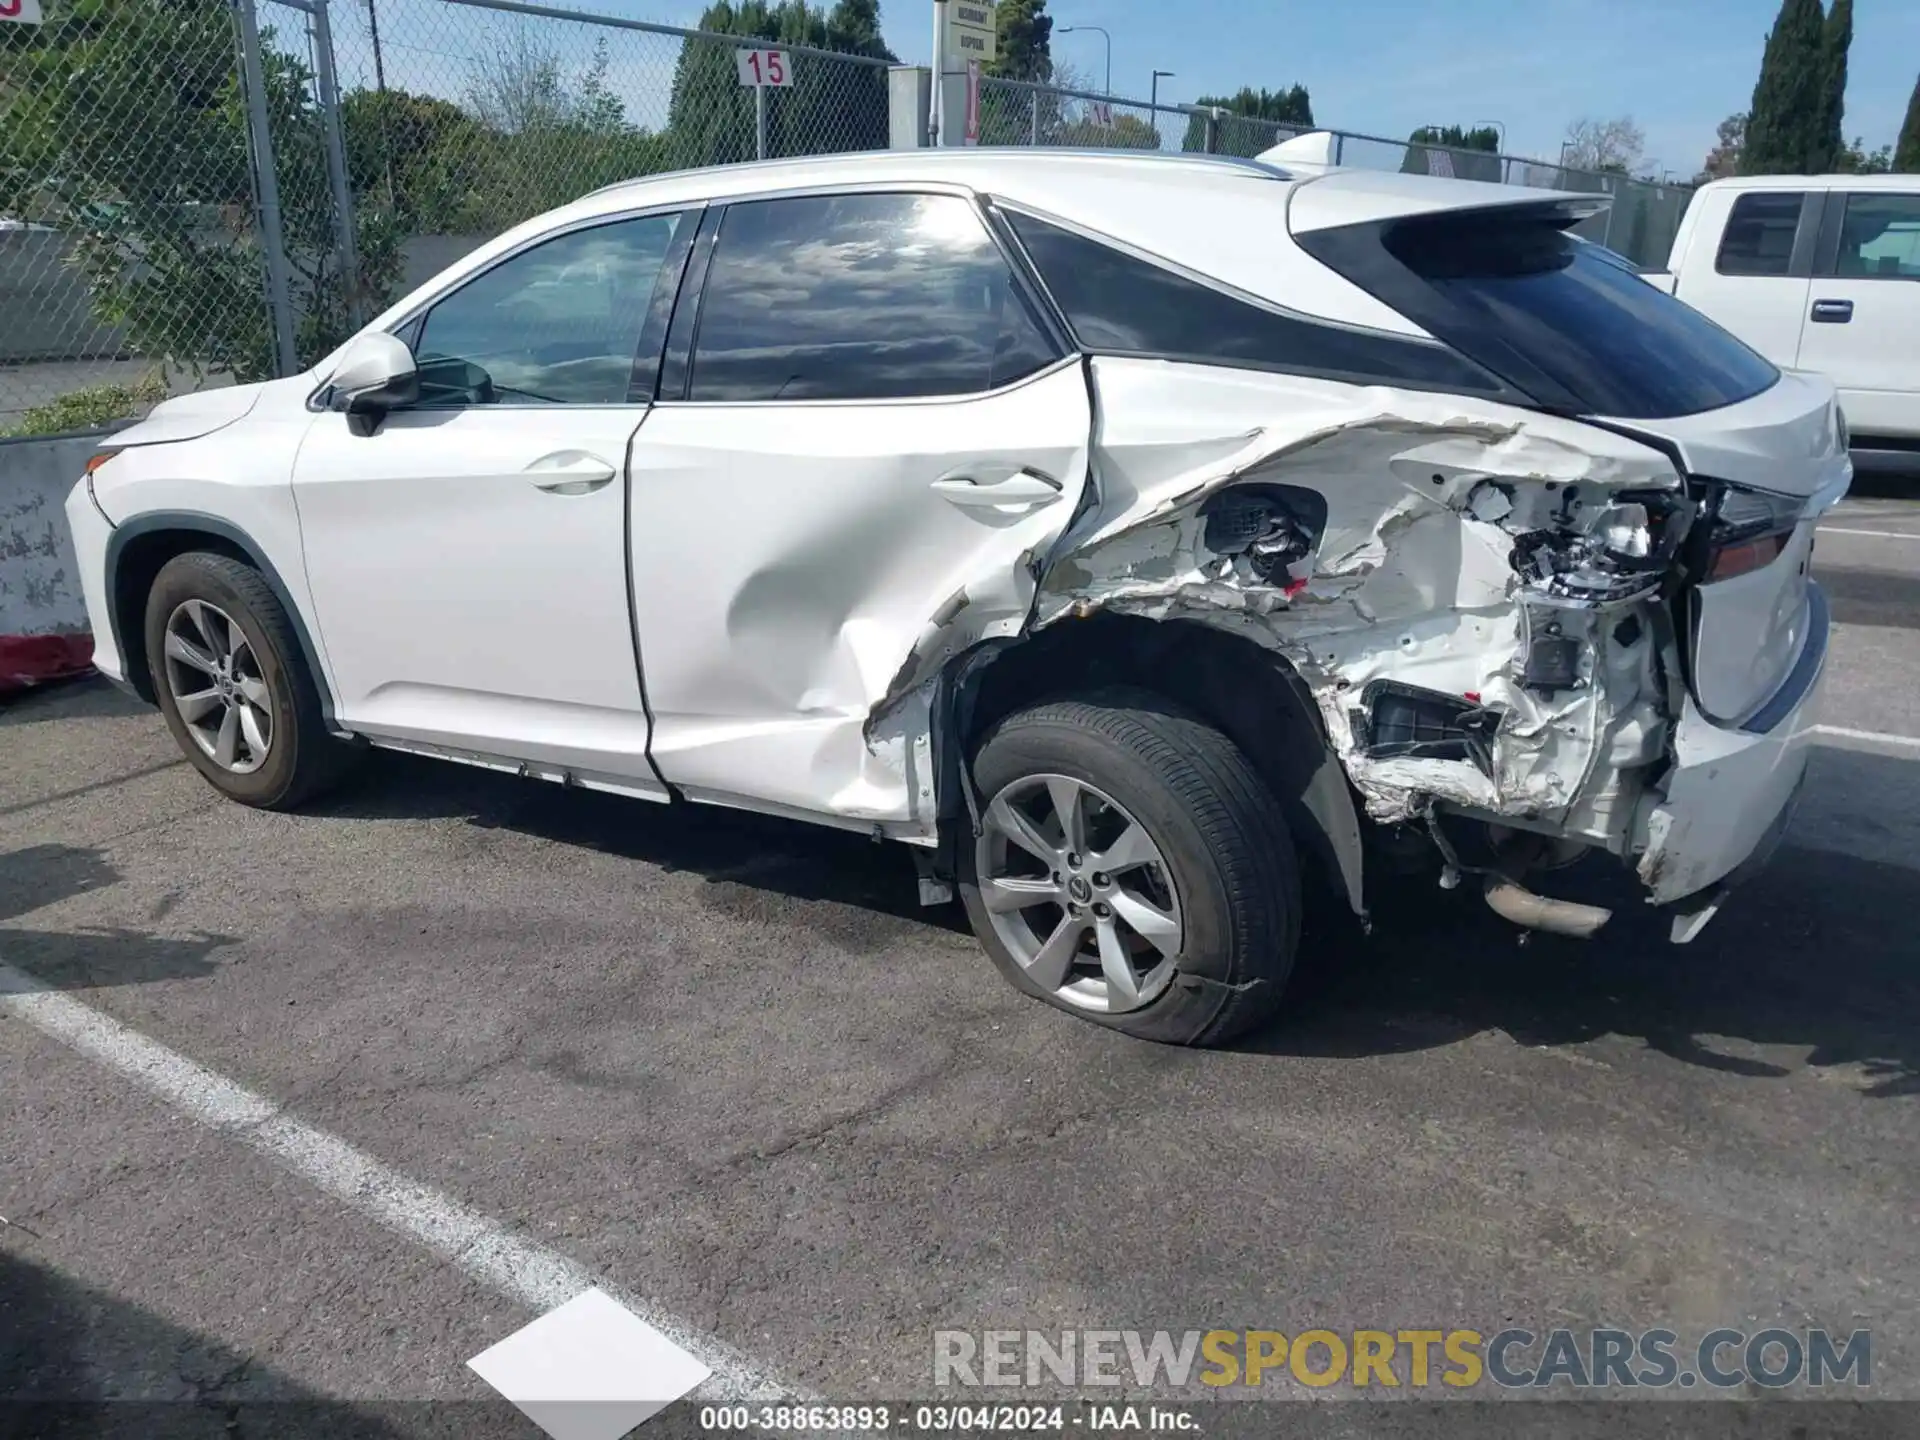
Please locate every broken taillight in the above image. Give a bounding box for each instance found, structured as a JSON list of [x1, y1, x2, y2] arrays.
[[1703, 485, 1800, 584], [1706, 533, 1790, 582]]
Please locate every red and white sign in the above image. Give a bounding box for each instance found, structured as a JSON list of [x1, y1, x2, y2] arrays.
[[0, 0, 47, 25], [964, 59, 981, 145], [733, 49, 793, 87]]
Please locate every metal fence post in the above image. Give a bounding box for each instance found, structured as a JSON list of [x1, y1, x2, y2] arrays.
[[1030, 93, 1039, 145], [1204, 108, 1219, 154], [755, 82, 768, 160], [232, 0, 298, 376], [308, 0, 364, 330]]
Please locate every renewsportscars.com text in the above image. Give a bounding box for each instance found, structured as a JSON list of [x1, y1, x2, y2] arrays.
[[933, 1327, 1871, 1391]]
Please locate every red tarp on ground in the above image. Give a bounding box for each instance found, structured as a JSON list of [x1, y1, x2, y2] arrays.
[[0, 633, 95, 695]]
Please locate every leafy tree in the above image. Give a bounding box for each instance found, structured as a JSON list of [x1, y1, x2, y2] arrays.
[[1743, 0, 1829, 173], [1697, 112, 1747, 181], [1896, 73, 1920, 172], [342, 88, 493, 232], [1055, 112, 1160, 149], [666, 0, 894, 169], [1837, 137, 1892, 173], [987, 0, 1052, 84], [0, 0, 400, 382], [1401, 124, 1502, 182], [1561, 115, 1646, 173], [447, 35, 670, 227], [1816, 0, 1851, 173], [1179, 84, 1313, 156]]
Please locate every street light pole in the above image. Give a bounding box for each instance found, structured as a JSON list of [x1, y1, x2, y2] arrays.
[[1150, 68, 1174, 113], [1059, 25, 1111, 94]]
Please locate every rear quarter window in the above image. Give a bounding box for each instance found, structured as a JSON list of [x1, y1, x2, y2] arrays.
[[1300, 206, 1781, 419]]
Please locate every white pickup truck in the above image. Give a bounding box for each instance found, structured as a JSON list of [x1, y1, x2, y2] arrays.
[[1644, 174, 1920, 472]]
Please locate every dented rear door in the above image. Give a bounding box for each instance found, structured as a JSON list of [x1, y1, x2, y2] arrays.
[[627, 190, 1089, 830]]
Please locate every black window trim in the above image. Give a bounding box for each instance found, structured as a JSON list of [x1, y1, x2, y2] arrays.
[[656, 183, 1075, 409], [989, 198, 1527, 403], [1712, 188, 1821, 280], [307, 200, 704, 414], [1813, 187, 1920, 281]]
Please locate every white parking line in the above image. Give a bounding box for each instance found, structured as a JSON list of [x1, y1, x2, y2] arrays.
[[1813, 724, 1920, 750], [0, 960, 806, 1405], [1818, 527, 1920, 541]]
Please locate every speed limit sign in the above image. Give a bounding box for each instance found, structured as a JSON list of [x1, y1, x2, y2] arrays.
[[0, 0, 46, 24]]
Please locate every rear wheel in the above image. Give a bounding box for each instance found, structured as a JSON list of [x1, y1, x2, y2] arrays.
[[144, 551, 357, 809], [960, 690, 1300, 1046]]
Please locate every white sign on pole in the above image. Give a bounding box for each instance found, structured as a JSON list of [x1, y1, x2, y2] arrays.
[[945, 0, 996, 63], [964, 60, 981, 146], [0, 0, 46, 25], [1088, 101, 1113, 128], [733, 49, 794, 87]]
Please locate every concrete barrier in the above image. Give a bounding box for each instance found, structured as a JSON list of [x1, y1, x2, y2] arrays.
[[1, 433, 102, 691]]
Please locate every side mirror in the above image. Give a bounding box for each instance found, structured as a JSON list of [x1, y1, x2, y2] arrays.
[[325, 332, 419, 436]]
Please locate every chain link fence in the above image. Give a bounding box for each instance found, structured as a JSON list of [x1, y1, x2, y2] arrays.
[[1, 0, 1691, 440]]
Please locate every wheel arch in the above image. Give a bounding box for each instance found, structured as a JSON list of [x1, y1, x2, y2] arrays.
[[948, 613, 1367, 918], [106, 512, 337, 723]]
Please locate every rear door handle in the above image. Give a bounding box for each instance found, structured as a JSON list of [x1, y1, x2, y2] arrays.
[[1810, 299, 1854, 323], [525, 452, 617, 495], [931, 467, 1063, 509]]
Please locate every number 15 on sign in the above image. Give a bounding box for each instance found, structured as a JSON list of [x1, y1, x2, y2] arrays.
[[735, 49, 793, 87]]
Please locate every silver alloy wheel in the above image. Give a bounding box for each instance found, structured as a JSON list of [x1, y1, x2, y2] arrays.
[[976, 773, 1184, 1014], [162, 598, 272, 775]]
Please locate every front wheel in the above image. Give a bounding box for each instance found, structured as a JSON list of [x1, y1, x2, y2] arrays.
[[959, 690, 1300, 1046], [144, 550, 357, 810]]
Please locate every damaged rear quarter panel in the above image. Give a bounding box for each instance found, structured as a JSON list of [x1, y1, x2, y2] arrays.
[[1032, 357, 1685, 841]]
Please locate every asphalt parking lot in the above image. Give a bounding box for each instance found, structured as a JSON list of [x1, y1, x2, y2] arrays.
[[5, 491, 1920, 1435]]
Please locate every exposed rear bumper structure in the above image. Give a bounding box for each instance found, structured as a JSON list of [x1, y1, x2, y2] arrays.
[[1633, 582, 1829, 918]]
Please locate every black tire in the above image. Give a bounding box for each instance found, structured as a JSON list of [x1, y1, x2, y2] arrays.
[[959, 689, 1301, 1046], [143, 550, 358, 810]]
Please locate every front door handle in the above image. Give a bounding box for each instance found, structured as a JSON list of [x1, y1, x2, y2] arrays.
[[1810, 299, 1854, 324], [931, 468, 1063, 509], [525, 452, 617, 495]]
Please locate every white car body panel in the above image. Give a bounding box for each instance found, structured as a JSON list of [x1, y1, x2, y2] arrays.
[[1794, 273, 1920, 438], [630, 360, 1091, 835], [65, 149, 1849, 940], [290, 402, 666, 793], [84, 375, 337, 698], [104, 381, 268, 447]]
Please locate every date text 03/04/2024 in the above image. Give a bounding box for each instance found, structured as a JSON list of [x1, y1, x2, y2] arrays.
[[696, 1404, 1192, 1431]]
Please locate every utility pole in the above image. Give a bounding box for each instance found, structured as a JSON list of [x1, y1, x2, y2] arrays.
[[1150, 69, 1173, 113], [367, 0, 387, 92], [1059, 25, 1111, 94]]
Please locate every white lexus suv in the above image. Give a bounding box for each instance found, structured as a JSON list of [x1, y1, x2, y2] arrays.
[[66, 148, 1846, 1046]]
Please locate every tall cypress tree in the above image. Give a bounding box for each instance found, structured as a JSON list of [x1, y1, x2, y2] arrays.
[[1743, 0, 1829, 173], [988, 0, 1053, 84], [1814, 0, 1851, 172], [1896, 74, 1920, 173]]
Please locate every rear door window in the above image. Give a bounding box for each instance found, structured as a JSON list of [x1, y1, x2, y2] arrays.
[[685, 192, 1060, 402], [1716, 192, 1806, 277], [1832, 192, 1920, 279], [1304, 208, 1781, 418]]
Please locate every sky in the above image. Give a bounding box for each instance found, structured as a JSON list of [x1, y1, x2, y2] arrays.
[[333, 0, 1920, 176]]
